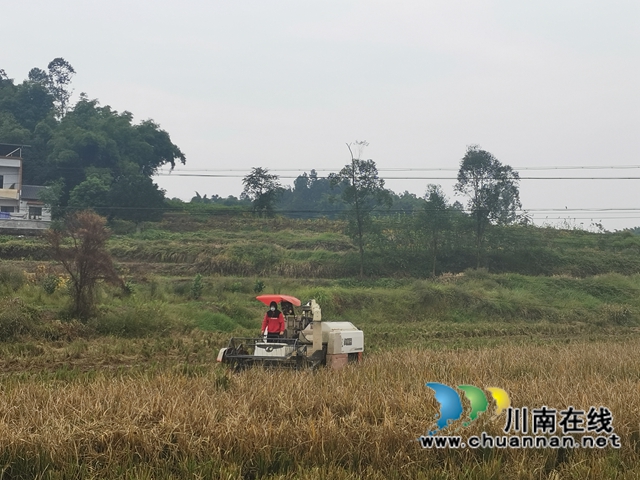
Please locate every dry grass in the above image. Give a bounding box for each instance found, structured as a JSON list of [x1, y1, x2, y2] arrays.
[[0, 337, 638, 478]]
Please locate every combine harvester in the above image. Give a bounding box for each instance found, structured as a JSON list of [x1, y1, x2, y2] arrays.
[[217, 295, 364, 370]]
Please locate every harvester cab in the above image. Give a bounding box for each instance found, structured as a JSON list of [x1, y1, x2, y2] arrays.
[[217, 295, 364, 370]]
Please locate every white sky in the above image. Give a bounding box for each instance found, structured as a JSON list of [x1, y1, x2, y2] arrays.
[[3, 0, 639, 230]]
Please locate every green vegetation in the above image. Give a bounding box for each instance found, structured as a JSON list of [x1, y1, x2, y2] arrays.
[[0, 256, 639, 348], [2, 214, 640, 279], [241, 166, 283, 217], [1, 60, 184, 222], [329, 141, 392, 276], [0, 219, 639, 477]]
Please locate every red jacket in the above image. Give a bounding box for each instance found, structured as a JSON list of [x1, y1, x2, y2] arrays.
[[261, 310, 285, 334]]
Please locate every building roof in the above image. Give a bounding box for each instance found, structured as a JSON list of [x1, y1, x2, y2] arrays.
[[21, 185, 47, 200], [0, 144, 29, 158]]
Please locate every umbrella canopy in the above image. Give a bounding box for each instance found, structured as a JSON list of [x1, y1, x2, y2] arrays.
[[256, 294, 301, 307]]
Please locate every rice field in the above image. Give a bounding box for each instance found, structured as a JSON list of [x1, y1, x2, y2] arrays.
[[0, 334, 638, 479]]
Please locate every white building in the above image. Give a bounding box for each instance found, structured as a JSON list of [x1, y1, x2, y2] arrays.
[[0, 144, 51, 232]]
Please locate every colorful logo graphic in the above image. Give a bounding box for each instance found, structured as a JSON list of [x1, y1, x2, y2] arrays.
[[426, 383, 510, 435], [420, 383, 620, 450]]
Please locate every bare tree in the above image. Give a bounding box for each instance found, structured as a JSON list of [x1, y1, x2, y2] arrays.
[[46, 211, 123, 319]]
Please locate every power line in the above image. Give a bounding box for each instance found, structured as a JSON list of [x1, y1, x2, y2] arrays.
[[54, 205, 640, 215], [157, 165, 640, 173], [156, 172, 640, 180]]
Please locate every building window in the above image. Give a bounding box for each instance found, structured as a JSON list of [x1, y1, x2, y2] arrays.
[[0, 175, 3, 188], [29, 206, 42, 219], [0, 206, 14, 213]]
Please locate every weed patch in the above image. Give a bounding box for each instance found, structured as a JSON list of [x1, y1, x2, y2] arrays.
[[91, 304, 173, 337]]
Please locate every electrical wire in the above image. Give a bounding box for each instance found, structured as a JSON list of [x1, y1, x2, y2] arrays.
[[155, 172, 640, 180]]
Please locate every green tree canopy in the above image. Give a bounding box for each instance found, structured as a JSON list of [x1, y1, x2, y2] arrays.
[[241, 167, 282, 217], [0, 61, 185, 223], [455, 145, 522, 267], [278, 169, 346, 218]]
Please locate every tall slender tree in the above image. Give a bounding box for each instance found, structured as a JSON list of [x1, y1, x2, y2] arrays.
[[329, 141, 391, 276], [46, 57, 76, 118], [420, 184, 451, 277]]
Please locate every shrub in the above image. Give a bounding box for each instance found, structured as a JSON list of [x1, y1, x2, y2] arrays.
[[41, 274, 60, 295], [0, 298, 39, 341], [92, 305, 172, 337], [0, 265, 26, 293], [122, 281, 135, 296], [47, 211, 123, 320], [253, 279, 265, 293], [190, 274, 203, 300]]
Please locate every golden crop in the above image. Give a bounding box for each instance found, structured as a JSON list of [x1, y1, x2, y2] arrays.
[[0, 337, 638, 479]]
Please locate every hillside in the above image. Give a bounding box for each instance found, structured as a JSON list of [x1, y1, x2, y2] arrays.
[[1, 213, 639, 279]]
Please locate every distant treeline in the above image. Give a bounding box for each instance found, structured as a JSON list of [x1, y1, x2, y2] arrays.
[[184, 169, 428, 218]]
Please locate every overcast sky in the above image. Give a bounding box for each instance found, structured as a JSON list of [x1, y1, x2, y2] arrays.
[[3, 0, 639, 230]]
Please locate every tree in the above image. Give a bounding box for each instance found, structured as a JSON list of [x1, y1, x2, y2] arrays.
[[329, 141, 392, 276], [241, 167, 282, 217], [38, 179, 65, 220], [454, 145, 522, 268], [278, 169, 346, 219], [26, 59, 75, 118], [420, 184, 452, 277], [46, 211, 123, 320], [29, 98, 185, 214], [47, 57, 76, 118], [107, 172, 167, 225], [135, 119, 186, 175], [67, 171, 112, 211], [0, 67, 54, 140], [27, 67, 50, 85], [13, 81, 55, 131], [0, 64, 185, 223]]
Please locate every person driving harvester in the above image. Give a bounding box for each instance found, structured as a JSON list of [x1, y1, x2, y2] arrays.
[[261, 301, 285, 341]]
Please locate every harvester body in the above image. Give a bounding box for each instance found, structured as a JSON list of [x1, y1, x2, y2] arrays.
[[217, 298, 364, 370]]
